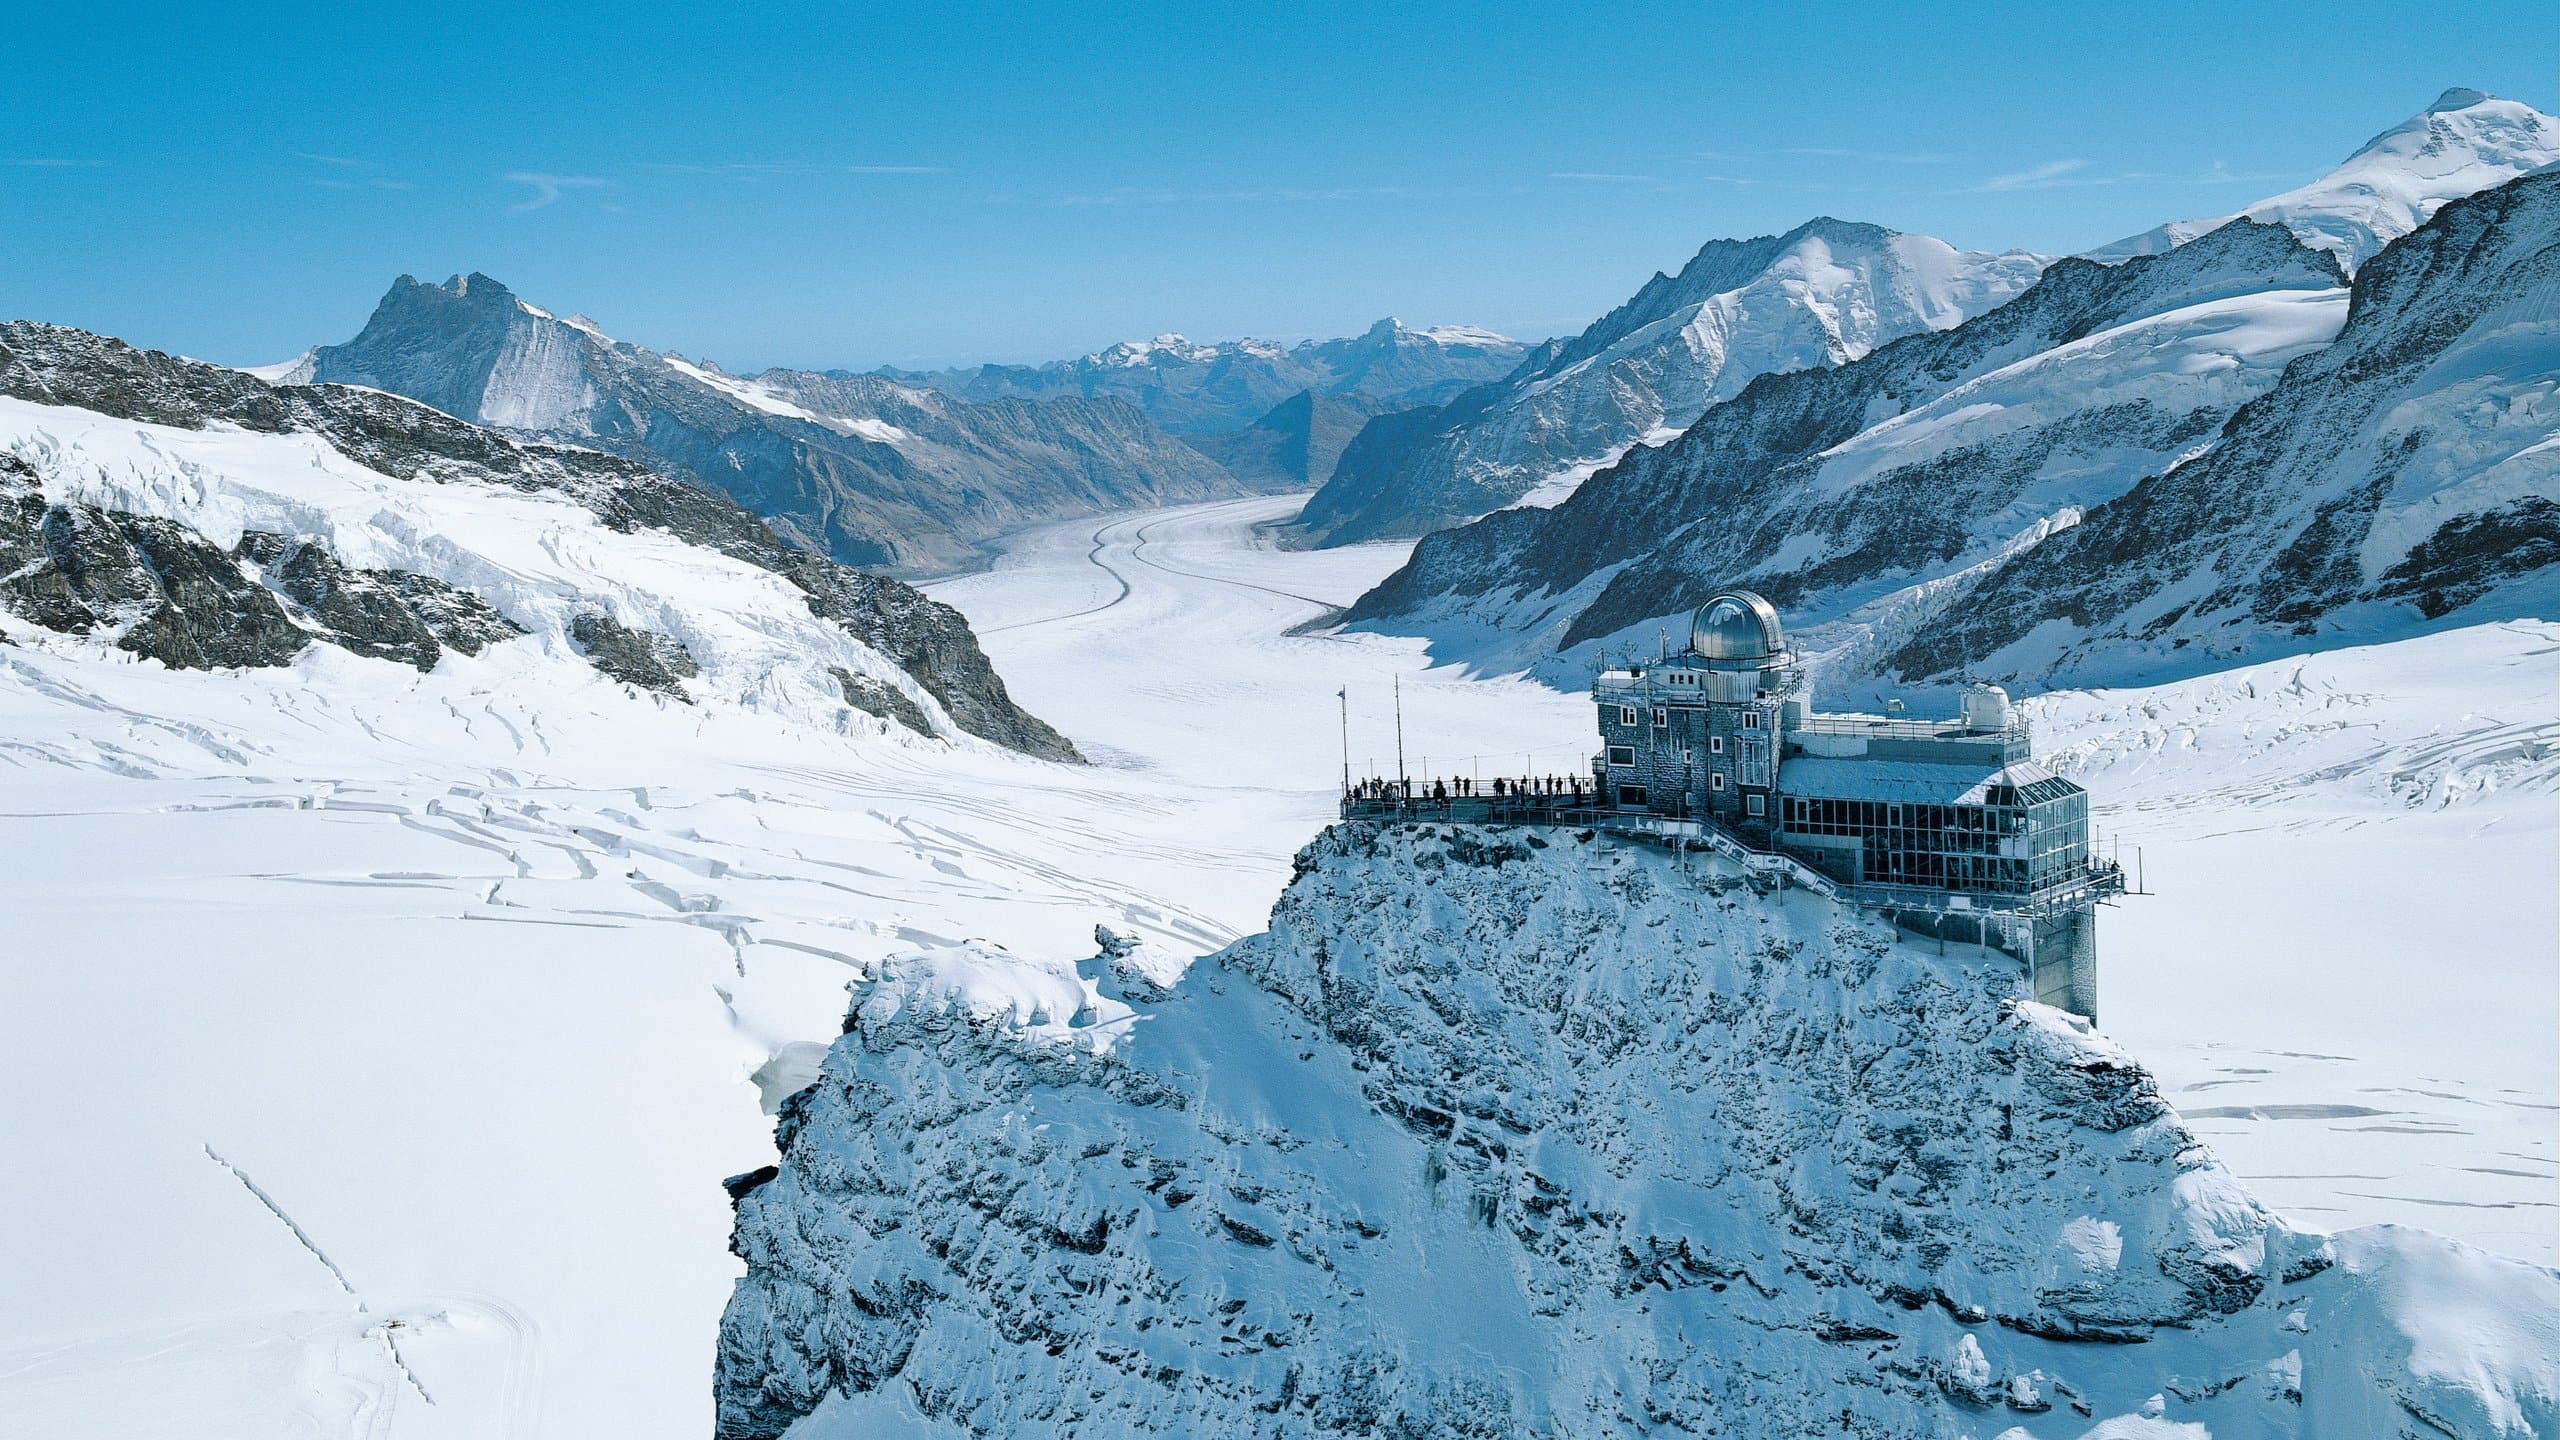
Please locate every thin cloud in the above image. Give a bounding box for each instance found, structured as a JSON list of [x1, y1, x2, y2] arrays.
[[646, 161, 946, 179], [1974, 159, 2087, 192], [1550, 171, 1660, 183], [1052, 183, 1409, 207], [1781, 145, 1950, 165], [4, 157, 95, 168], [296, 152, 372, 169], [505, 171, 609, 210], [1966, 157, 2293, 195]]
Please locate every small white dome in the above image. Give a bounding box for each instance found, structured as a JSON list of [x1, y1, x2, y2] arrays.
[[1690, 591, 1784, 661]]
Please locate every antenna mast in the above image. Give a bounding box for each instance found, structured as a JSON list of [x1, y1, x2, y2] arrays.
[[1394, 676, 1407, 789], [1338, 686, 1350, 794]]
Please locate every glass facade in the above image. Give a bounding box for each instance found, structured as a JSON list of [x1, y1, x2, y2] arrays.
[[1777, 779, 2089, 897]]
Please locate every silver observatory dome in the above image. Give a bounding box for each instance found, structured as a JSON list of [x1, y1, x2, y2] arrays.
[[1689, 591, 1784, 662]]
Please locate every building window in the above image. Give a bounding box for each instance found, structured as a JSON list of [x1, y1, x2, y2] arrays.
[[1709, 735, 1724, 754], [1607, 745, 1635, 767], [1746, 794, 1766, 817], [1709, 773, 1727, 791], [1651, 707, 1668, 728], [1617, 784, 1648, 808], [1743, 710, 1763, 730], [1617, 705, 1638, 727]]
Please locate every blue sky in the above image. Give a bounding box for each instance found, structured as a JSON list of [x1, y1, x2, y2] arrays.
[[3, 1, 2551, 370]]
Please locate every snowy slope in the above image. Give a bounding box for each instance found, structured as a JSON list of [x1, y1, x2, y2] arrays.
[[2090, 88, 2560, 272], [1291, 219, 2048, 545], [308, 274, 1249, 574], [717, 818, 2560, 1439]]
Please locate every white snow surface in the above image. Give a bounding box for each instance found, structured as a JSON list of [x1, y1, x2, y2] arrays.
[[2089, 88, 2560, 272], [1809, 287, 2349, 499], [0, 460, 2552, 1437]]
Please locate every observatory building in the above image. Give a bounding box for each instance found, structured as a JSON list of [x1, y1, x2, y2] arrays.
[[1593, 591, 2122, 1016]]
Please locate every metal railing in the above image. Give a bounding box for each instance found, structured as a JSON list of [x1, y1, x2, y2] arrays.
[[1791, 711, 2032, 745]]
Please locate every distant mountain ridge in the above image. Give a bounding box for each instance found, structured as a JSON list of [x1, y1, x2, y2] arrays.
[[1289, 217, 2050, 547], [308, 274, 1255, 575], [875, 316, 1526, 438]]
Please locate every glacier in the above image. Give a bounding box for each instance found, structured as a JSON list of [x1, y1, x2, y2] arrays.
[[1, 487, 2552, 1437]]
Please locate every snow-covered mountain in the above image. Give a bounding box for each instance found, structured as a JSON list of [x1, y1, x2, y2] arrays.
[[306, 274, 1253, 575], [2089, 87, 2559, 272], [1346, 102, 2560, 697], [1886, 167, 2560, 689], [879, 317, 1527, 439], [0, 320, 1079, 760], [1345, 218, 2350, 677], [1289, 218, 2050, 546], [715, 821, 2560, 1438]]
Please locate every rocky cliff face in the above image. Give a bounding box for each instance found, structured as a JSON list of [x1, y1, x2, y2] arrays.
[[308, 275, 1248, 575], [1344, 221, 2347, 675], [714, 823, 2560, 1439], [0, 321, 1080, 760], [1883, 170, 2560, 690], [880, 318, 1526, 438], [1290, 219, 2048, 547]]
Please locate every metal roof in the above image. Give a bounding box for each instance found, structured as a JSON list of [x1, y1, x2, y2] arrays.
[[1691, 591, 1784, 661], [1779, 757, 2078, 807]]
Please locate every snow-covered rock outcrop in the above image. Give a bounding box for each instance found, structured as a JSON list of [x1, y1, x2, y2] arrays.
[[1290, 218, 2048, 545], [2089, 87, 2559, 273], [0, 321, 1079, 759], [307, 274, 1252, 574], [715, 824, 2560, 1438]]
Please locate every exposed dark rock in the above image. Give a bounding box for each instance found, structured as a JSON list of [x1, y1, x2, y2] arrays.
[[827, 665, 933, 737], [229, 533, 529, 670], [244, 535, 444, 670], [0, 456, 307, 670], [382, 571, 526, 656], [570, 612, 699, 698]]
